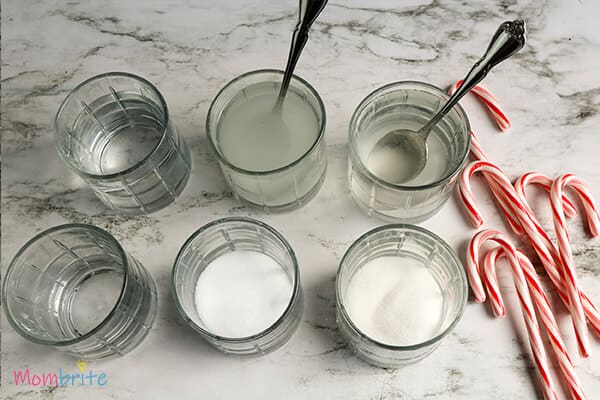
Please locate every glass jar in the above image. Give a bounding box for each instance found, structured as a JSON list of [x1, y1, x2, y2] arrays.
[[206, 69, 327, 212], [172, 217, 303, 355], [54, 72, 191, 214], [348, 81, 471, 222], [336, 224, 468, 367], [3, 224, 157, 359]]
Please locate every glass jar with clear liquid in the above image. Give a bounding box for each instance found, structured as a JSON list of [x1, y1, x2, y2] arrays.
[[348, 81, 471, 222], [54, 72, 191, 214]]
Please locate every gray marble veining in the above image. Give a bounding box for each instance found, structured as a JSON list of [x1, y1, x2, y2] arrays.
[[2, 0, 600, 399]]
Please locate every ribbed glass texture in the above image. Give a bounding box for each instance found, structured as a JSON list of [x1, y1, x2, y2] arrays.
[[3, 224, 157, 359], [336, 224, 467, 367], [206, 70, 326, 212], [348, 81, 470, 222], [54, 72, 191, 214], [172, 217, 303, 355]]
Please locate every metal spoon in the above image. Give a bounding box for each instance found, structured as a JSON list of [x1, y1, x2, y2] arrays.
[[249, 0, 328, 157], [275, 0, 329, 111], [368, 20, 526, 185]]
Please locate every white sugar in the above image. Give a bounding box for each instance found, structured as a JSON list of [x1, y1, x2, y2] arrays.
[[345, 256, 444, 346], [194, 251, 293, 338]]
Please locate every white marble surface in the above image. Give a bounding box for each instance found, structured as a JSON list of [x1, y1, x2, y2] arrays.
[[2, 0, 600, 398]]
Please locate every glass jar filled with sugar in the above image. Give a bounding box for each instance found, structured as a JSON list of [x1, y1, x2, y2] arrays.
[[336, 224, 468, 367], [172, 217, 303, 355]]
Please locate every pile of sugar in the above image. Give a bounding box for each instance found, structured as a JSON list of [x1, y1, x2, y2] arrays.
[[344, 256, 444, 346], [194, 251, 293, 338]]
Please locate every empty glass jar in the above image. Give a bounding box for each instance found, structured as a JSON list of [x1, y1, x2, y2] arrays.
[[348, 81, 471, 222], [54, 72, 191, 214], [3, 224, 158, 359]]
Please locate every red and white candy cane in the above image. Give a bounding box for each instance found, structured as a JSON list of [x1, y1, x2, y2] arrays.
[[448, 82, 523, 234], [552, 174, 600, 237], [459, 161, 600, 338], [459, 162, 578, 233], [449, 80, 510, 131], [461, 161, 536, 302], [551, 174, 600, 357], [458, 160, 530, 234], [466, 230, 558, 400], [515, 172, 600, 337], [515, 172, 578, 218], [485, 247, 587, 400], [468, 130, 489, 161], [455, 81, 597, 393], [462, 135, 524, 234]]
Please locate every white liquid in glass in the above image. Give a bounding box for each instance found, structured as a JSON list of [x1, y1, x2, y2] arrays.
[[217, 84, 319, 172], [360, 120, 451, 187]]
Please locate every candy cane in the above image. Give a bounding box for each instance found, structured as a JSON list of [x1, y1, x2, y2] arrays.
[[551, 174, 600, 357], [449, 81, 510, 131], [459, 160, 530, 230], [454, 82, 596, 395], [461, 161, 538, 302], [553, 174, 600, 237], [459, 161, 600, 338], [469, 131, 489, 161], [514, 172, 600, 337], [467, 230, 558, 400], [466, 133, 524, 234], [515, 172, 577, 218], [449, 83, 522, 234], [484, 247, 587, 400]]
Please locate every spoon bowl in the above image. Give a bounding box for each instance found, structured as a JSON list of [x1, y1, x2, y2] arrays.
[[367, 129, 427, 184]]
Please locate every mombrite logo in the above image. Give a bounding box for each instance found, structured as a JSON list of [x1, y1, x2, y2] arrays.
[[13, 360, 108, 388]]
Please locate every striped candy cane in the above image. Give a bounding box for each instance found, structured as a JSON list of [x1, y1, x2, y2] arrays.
[[466, 230, 559, 400], [469, 132, 524, 234], [448, 82, 523, 235], [551, 174, 600, 357], [459, 161, 600, 338], [454, 81, 597, 395], [514, 173, 600, 337], [459, 163, 581, 249], [484, 247, 587, 400], [515, 172, 578, 218], [449, 80, 510, 131], [459, 160, 531, 231]]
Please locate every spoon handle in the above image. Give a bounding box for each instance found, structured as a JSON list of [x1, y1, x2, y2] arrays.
[[420, 20, 526, 136], [275, 0, 328, 109]]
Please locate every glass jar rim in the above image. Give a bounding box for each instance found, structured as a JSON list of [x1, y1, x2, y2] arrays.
[[336, 223, 468, 351], [171, 216, 301, 343], [348, 80, 471, 191], [2, 223, 130, 347], [205, 69, 327, 175], [53, 71, 171, 180]]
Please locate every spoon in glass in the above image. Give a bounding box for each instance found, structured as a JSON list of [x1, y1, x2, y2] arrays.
[[368, 20, 526, 185], [275, 0, 328, 110], [254, 0, 329, 141]]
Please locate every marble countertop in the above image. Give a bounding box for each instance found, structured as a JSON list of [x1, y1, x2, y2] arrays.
[[2, 0, 600, 398]]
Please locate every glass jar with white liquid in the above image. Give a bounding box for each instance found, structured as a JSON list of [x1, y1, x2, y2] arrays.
[[348, 81, 471, 222], [206, 70, 327, 212]]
